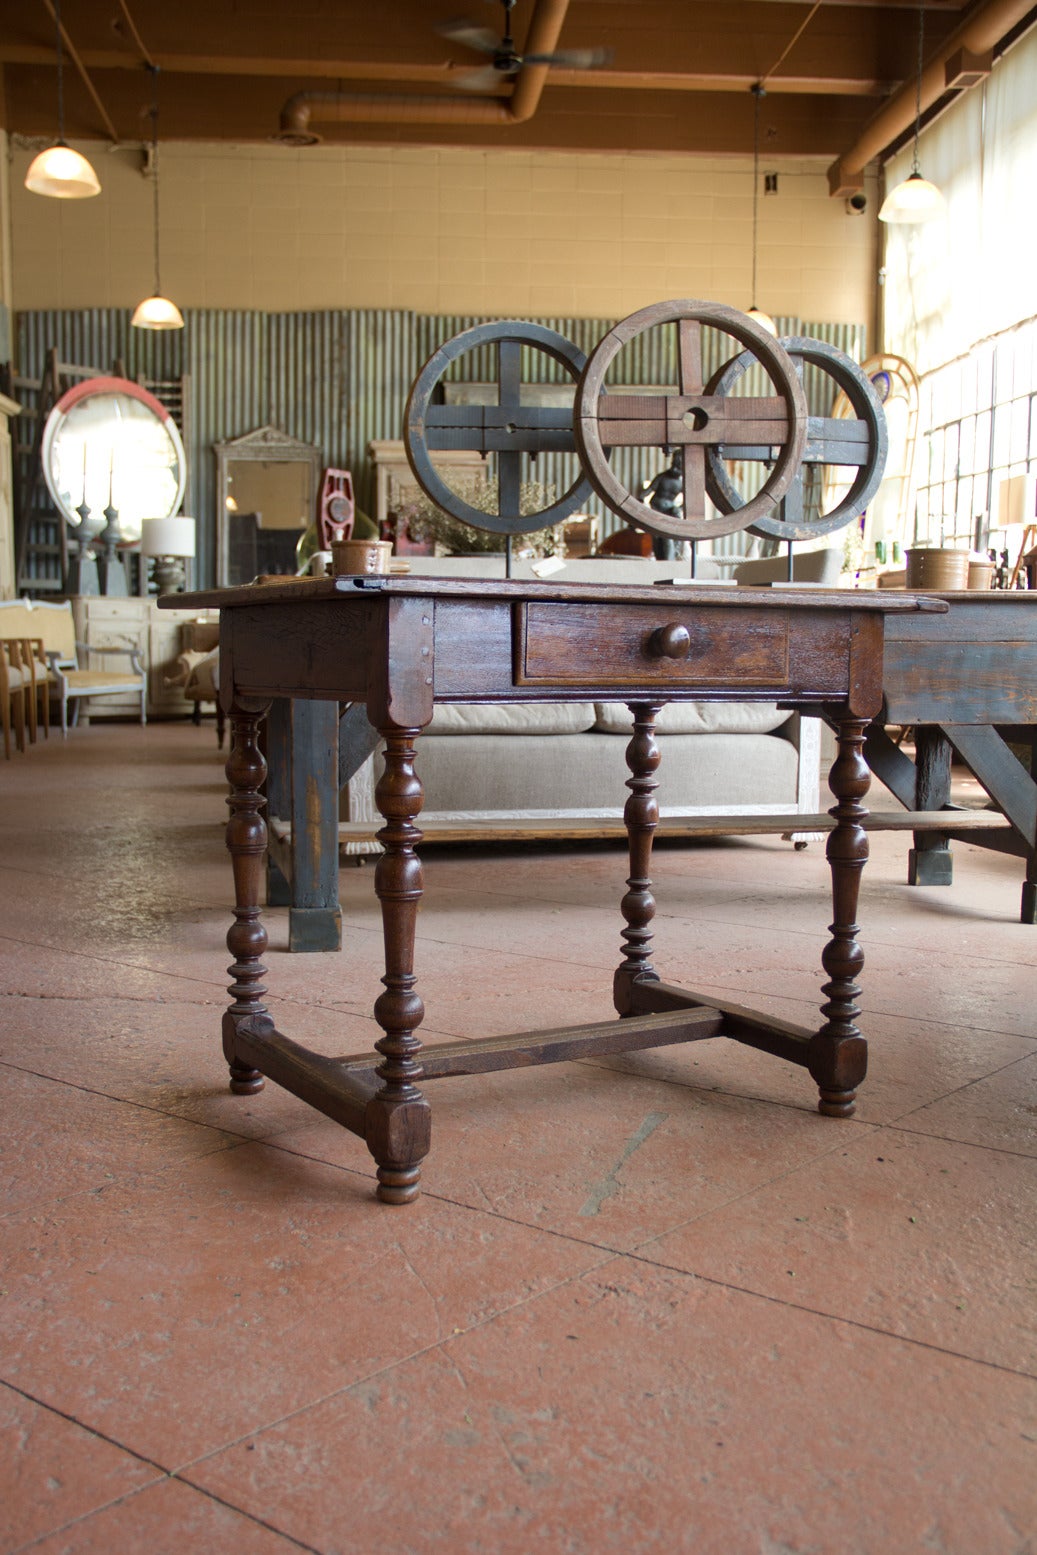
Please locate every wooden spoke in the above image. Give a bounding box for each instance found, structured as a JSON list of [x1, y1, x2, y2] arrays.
[[677, 317, 703, 396]]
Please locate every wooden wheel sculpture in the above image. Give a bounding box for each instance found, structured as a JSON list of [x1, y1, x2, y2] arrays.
[[404, 320, 593, 536], [705, 336, 888, 541], [573, 299, 808, 541]]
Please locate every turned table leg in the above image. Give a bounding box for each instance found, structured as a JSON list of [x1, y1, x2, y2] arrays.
[[810, 713, 871, 1117], [365, 726, 432, 1204], [222, 697, 272, 1094], [614, 703, 664, 1015]]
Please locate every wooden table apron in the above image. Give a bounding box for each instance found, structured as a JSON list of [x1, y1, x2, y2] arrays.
[[167, 576, 940, 1204]]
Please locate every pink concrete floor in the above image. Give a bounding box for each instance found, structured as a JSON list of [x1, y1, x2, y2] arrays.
[[1, 721, 1034, 1553]]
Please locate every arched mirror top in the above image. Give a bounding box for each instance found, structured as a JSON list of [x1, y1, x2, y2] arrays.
[[215, 424, 322, 587], [41, 375, 186, 545]]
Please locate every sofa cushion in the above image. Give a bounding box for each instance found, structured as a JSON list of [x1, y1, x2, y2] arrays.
[[429, 701, 596, 736], [593, 701, 790, 735], [416, 730, 800, 816]]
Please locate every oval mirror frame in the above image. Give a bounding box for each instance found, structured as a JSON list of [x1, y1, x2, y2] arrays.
[[40, 375, 186, 545]]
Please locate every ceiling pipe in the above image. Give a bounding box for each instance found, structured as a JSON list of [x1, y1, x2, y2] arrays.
[[828, 0, 1034, 195], [275, 0, 572, 145]]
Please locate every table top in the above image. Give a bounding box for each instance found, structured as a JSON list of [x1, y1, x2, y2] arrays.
[[166, 574, 946, 615], [177, 576, 949, 725]]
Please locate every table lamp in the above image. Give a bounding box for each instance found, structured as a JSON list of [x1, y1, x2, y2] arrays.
[[141, 516, 196, 595]]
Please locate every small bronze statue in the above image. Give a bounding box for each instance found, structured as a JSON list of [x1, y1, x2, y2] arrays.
[[643, 452, 685, 561]]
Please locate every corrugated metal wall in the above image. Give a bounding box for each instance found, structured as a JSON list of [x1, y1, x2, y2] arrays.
[[15, 308, 865, 588]]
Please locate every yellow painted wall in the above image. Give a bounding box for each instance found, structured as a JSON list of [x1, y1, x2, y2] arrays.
[[7, 139, 879, 327]]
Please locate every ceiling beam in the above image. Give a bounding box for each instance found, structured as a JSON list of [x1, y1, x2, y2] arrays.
[[0, 50, 891, 97]]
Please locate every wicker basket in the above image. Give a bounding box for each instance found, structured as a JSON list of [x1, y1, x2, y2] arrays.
[[905, 548, 971, 590]]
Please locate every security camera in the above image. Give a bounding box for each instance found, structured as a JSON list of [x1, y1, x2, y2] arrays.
[[845, 192, 868, 215]]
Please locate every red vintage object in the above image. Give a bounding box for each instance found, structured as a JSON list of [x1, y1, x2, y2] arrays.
[[317, 468, 355, 549], [600, 525, 653, 558]]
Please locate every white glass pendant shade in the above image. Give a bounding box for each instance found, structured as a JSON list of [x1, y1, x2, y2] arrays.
[[24, 141, 101, 198], [131, 294, 185, 330], [879, 170, 946, 223], [747, 306, 778, 337]]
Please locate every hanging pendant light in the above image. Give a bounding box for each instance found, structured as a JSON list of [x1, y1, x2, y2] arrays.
[[132, 66, 184, 331], [747, 83, 777, 336], [24, 0, 101, 199], [879, 2, 946, 223]]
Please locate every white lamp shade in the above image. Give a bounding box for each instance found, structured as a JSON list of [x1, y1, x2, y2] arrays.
[[24, 142, 101, 199], [879, 171, 946, 223], [140, 516, 196, 558], [131, 295, 185, 330], [996, 474, 1037, 527]]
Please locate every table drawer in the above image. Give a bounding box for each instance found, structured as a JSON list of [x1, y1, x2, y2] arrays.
[[514, 601, 790, 689]]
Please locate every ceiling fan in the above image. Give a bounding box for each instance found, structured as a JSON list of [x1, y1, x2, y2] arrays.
[[439, 0, 611, 92]]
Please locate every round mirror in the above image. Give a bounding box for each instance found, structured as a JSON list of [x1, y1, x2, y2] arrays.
[[40, 376, 186, 545]]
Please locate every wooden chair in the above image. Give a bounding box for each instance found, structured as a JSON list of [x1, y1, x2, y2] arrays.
[[0, 639, 28, 758], [23, 637, 50, 740], [12, 638, 50, 743]]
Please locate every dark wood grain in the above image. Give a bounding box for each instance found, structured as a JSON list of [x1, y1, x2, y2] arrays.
[[515, 601, 790, 688], [367, 723, 431, 1204], [614, 703, 664, 1013], [336, 1007, 728, 1082], [812, 714, 871, 1116], [222, 697, 272, 1095]]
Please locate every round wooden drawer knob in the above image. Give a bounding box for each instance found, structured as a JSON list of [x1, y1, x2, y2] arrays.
[[646, 623, 691, 660]]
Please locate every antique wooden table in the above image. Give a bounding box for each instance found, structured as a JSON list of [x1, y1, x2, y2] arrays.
[[165, 576, 941, 1203], [866, 590, 1037, 922]]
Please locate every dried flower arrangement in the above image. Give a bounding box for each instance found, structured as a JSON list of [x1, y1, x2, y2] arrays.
[[397, 478, 560, 557]]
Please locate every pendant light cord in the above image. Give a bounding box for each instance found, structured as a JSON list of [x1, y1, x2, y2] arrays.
[[751, 82, 764, 309], [912, 2, 925, 176], [54, 0, 65, 141], [149, 65, 162, 296]]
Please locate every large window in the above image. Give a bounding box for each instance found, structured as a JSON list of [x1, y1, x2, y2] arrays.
[[914, 313, 1037, 550], [882, 23, 1037, 555]]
